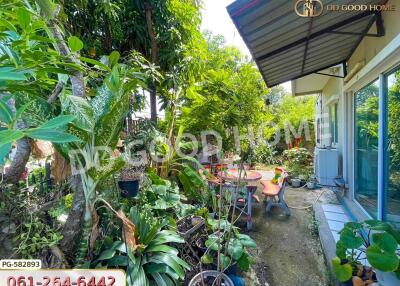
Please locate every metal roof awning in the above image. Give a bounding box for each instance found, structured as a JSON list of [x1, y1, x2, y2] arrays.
[[227, 0, 385, 87], [291, 65, 344, 96]]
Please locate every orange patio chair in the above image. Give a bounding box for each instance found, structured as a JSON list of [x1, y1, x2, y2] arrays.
[[261, 170, 290, 216]]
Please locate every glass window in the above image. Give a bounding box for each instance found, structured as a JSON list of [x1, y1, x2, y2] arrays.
[[386, 68, 400, 229], [355, 79, 379, 218], [329, 102, 338, 144]]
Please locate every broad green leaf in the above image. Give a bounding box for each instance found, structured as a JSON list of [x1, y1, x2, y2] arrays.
[[344, 222, 362, 231], [219, 253, 231, 270], [237, 253, 251, 272], [16, 8, 31, 30], [68, 36, 84, 52], [335, 240, 347, 260], [0, 99, 13, 124], [0, 130, 24, 145], [105, 255, 127, 267], [365, 220, 400, 243], [372, 232, 398, 253], [109, 51, 120, 67], [332, 257, 353, 282], [94, 91, 129, 148], [146, 245, 178, 255], [26, 129, 80, 143], [80, 57, 111, 72], [339, 228, 364, 249], [38, 115, 75, 130], [200, 254, 213, 264], [153, 184, 167, 195], [227, 238, 244, 260], [0, 19, 17, 32], [366, 244, 399, 272], [205, 235, 221, 251], [97, 249, 116, 260], [0, 68, 26, 81], [0, 143, 12, 165], [61, 95, 94, 131], [238, 234, 257, 248]]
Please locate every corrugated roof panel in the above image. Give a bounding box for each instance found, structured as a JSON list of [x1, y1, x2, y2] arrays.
[[227, 0, 384, 87]]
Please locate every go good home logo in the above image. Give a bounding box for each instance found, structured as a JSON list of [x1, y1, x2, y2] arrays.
[[295, 0, 396, 17], [295, 0, 323, 17]]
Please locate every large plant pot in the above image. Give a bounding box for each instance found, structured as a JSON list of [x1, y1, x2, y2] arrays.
[[118, 180, 139, 198], [307, 181, 316, 189], [189, 271, 234, 286], [376, 270, 399, 286], [291, 178, 301, 187]]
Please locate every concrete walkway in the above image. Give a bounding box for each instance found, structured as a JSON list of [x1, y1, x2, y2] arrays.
[[241, 170, 338, 286]]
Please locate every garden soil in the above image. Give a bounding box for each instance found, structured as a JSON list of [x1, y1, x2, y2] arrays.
[[240, 170, 337, 286]]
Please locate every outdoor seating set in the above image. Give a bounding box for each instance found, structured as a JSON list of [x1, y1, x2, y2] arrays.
[[202, 164, 291, 231]]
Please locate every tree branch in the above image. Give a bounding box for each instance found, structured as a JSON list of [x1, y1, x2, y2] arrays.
[[47, 81, 65, 104]]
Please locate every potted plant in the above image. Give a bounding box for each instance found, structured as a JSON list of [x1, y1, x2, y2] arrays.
[[200, 231, 256, 275], [306, 174, 317, 189], [189, 270, 234, 286], [177, 215, 205, 239], [190, 162, 255, 286], [196, 234, 208, 254], [332, 220, 400, 286], [118, 164, 144, 198]]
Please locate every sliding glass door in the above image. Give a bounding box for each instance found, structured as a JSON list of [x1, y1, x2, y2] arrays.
[[387, 68, 400, 228], [354, 79, 379, 218], [353, 67, 400, 227]]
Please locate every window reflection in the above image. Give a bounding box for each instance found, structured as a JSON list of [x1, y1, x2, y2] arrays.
[[355, 79, 379, 218], [387, 69, 400, 228]]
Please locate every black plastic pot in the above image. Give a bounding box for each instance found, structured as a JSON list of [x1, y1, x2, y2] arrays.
[[118, 180, 139, 198], [195, 235, 207, 254]]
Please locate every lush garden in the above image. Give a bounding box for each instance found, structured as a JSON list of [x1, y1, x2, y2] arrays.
[[0, 0, 330, 285]]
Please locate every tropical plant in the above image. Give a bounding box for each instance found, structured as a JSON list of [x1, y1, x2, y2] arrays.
[[332, 220, 400, 282], [58, 59, 151, 263], [92, 206, 190, 286], [0, 99, 80, 166], [202, 231, 256, 272], [246, 142, 280, 166]]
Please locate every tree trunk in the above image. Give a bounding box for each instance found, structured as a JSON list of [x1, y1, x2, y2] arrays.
[[3, 138, 32, 185], [2, 97, 31, 185], [45, 6, 87, 258], [59, 175, 85, 263], [149, 82, 157, 123], [145, 1, 158, 123]]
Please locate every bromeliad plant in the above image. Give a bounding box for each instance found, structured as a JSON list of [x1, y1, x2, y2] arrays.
[[93, 206, 190, 286], [332, 220, 400, 282]]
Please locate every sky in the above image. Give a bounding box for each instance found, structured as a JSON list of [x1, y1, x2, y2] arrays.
[[200, 0, 292, 93]]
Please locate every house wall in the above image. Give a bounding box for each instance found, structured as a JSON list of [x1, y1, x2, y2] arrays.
[[348, 0, 400, 74], [317, 0, 400, 217], [343, 0, 400, 219]]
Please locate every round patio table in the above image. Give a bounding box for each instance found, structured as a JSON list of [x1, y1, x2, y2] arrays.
[[217, 169, 262, 182], [217, 169, 262, 230]]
